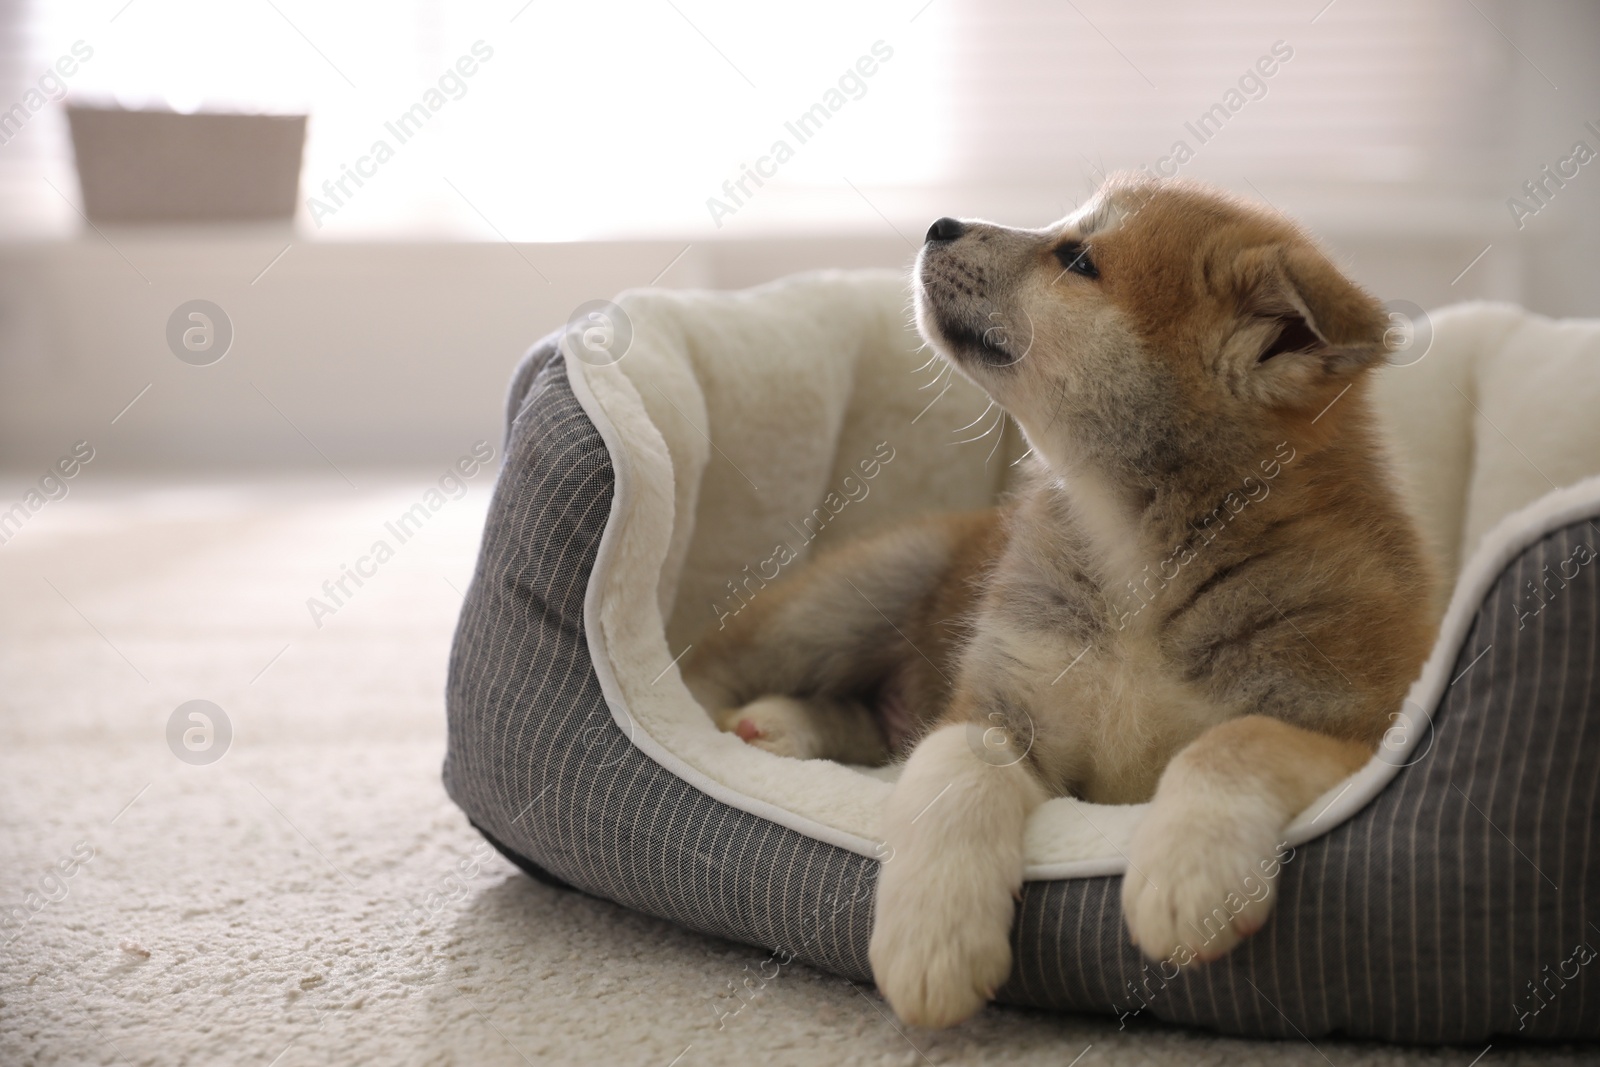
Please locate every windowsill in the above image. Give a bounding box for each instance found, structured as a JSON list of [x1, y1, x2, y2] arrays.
[[0, 179, 1510, 246]]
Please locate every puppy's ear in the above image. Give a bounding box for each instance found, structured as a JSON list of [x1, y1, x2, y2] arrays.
[[1232, 244, 1387, 379]]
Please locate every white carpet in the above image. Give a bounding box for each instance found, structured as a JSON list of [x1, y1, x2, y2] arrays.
[[2, 475, 1595, 1066]]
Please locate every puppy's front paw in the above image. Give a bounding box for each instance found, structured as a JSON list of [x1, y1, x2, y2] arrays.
[[868, 841, 1016, 1028], [1121, 797, 1287, 966], [719, 696, 823, 759]]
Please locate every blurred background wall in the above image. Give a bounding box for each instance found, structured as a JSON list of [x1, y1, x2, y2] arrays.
[[0, 0, 1596, 474]]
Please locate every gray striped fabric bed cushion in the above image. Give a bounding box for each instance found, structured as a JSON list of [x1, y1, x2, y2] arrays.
[[444, 335, 1600, 1042]]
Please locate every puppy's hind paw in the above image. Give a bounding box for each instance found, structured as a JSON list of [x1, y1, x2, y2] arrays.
[[719, 696, 824, 759]]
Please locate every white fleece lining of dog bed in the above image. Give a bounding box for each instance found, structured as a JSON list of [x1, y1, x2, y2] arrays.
[[563, 276, 1600, 879]]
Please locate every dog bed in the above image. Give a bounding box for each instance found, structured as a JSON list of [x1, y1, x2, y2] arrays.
[[444, 271, 1600, 1041]]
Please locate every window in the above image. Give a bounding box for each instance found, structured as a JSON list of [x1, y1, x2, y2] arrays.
[[0, 0, 1520, 239]]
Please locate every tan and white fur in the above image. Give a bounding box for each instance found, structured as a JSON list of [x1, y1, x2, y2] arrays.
[[683, 177, 1438, 1028]]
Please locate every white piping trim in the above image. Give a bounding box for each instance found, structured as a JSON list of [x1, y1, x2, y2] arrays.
[[1279, 473, 1600, 846], [565, 346, 904, 863]]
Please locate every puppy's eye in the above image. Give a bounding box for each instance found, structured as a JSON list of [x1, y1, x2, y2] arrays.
[[1054, 241, 1098, 279]]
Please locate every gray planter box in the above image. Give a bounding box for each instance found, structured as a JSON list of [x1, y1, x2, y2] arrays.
[[66, 106, 307, 224]]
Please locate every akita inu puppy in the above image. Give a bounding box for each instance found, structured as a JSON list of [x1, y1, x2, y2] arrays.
[[683, 177, 1438, 1028]]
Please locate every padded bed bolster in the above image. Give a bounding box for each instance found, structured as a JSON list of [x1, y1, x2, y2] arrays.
[[444, 335, 885, 984], [445, 332, 1600, 1042]]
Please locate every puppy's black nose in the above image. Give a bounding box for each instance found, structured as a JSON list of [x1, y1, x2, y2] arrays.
[[925, 216, 966, 243]]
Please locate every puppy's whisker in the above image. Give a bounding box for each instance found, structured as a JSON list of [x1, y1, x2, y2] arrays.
[[918, 362, 954, 391], [984, 414, 1007, 467], [1009, 446, 1035, 468], [950, 407, 1004, 446], [947, 421, 999, 447], [946, 426, 997, 447], [951, 400, 997, 435], [911, 350, 942, 374]]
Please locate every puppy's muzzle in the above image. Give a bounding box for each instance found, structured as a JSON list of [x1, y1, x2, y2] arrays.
[[919, 217, 1028, 368]]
